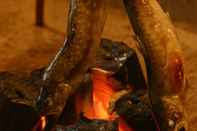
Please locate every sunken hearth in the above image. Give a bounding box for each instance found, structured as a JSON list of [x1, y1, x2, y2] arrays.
[[0, 39, 157, 131]]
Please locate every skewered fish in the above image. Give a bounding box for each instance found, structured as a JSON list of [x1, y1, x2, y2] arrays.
[[123, 0, 188, 130], [36, 0, 107, 129]]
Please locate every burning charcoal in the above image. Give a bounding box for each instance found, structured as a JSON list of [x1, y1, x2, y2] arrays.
[[97, 38, 146, 90], [54, 115, 118, 131], [0, 38, 147, 131], [113, 90, 157, 131], [33, 116, 47, 131], [108, 89, 132, 114]]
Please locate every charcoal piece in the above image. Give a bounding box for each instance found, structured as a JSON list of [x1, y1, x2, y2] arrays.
[[57, 39, 148, 129], [97, 38, 146, 90], [113, 49, 146, 90], [0, 68, 44, 101], [114, 91, 157, 131], [55, 115, 118, 131], [0, 69, 44, 131], [57, 95, 77, 126], [97, 39, 134, 72], [0, 95, 39, 131]]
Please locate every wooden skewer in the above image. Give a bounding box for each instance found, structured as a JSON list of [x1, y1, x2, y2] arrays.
[[36, 0, 44, 26]]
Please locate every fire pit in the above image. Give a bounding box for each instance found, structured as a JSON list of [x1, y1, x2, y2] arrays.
[[0, 39, 156, 131], [0, 0, 188, 131]]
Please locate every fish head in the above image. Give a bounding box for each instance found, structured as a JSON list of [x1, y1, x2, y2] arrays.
[[160, 95, 188, 131]]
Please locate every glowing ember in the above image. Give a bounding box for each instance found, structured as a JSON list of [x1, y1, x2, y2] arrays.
[[119, 117, 133, 131], [32, 116, 46, 131], [90, 68, 116, 120], [40, 116, 46, 130], [76, 68, 134, 131]]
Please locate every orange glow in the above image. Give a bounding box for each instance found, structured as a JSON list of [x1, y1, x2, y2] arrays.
[[90, 69, 116, 120], [119, 117, 133, 131], [32, 116, 46, 131], [76, 68, 134, 131], [40, 116, 46, 130]]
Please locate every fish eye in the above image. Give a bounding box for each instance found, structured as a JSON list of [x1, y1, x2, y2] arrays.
[[168, 119, 175, 128]]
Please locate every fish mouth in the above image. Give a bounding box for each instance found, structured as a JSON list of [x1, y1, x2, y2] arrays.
[[175, 121, 187, 131]]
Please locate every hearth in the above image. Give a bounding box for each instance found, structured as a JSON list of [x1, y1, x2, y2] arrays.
[[0, 39, 157, 131]]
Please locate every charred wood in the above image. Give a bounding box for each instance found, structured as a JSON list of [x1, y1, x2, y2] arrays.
[[0, 69, 44, 131], [55, 115, 118, 131], [112, 48, 147, 90], [97, 39, 147, 90], [112, 90, 157, 131]]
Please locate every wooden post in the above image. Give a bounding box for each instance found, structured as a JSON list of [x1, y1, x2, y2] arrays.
[[36, 0, 44, 26]]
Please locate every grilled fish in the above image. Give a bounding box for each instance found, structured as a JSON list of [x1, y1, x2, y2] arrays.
[[123, 0, 188, 130], [36, 0, 107, 123]]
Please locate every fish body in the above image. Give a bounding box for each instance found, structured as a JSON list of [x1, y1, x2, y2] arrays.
[[36, 0, 107, 122], [123, 0, 188, 130]]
